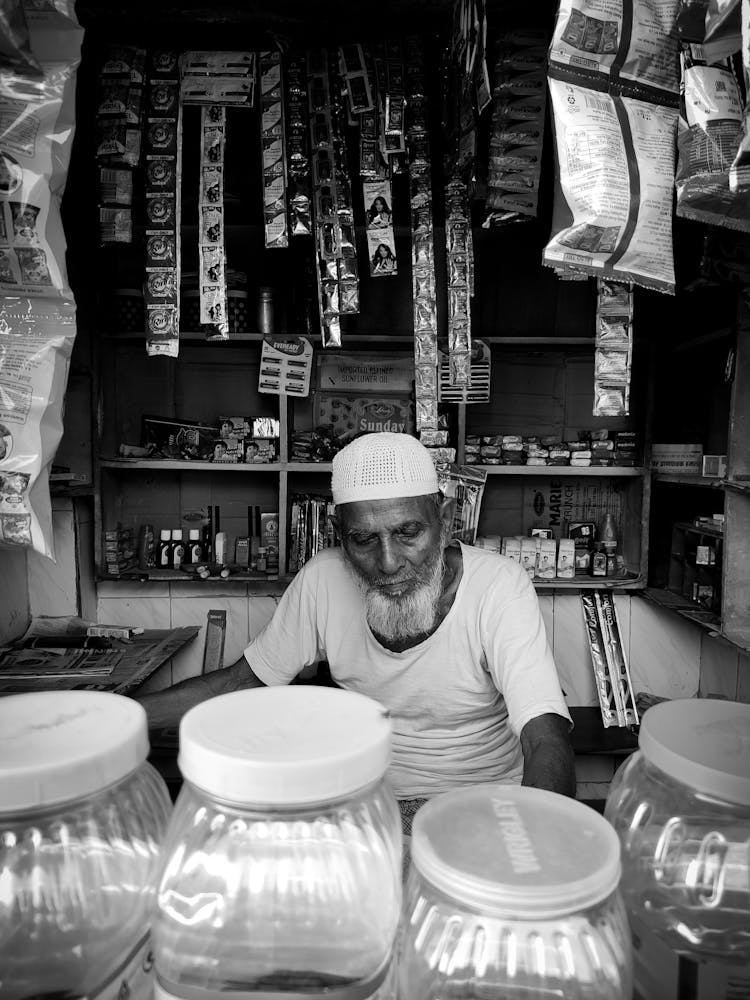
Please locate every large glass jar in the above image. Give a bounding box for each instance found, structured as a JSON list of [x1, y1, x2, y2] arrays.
[[152, 686, 402, 998], [399, 784, 632, 1000], [605, 698, 750, 960], [0, 690, 172, 1000]]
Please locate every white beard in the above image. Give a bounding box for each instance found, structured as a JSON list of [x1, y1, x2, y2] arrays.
[[345, 543, 447, 642]]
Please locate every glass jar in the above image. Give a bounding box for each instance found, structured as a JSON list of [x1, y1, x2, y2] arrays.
[[605, 698, 750, 961], [0, 690, 172, 1000], [399, 784, 632, 1000], [152, 686, 402, 998]]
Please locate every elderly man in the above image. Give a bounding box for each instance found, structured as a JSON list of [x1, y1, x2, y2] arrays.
[[139, 432, 575, 812]]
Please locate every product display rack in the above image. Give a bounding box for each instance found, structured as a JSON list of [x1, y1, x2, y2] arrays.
[[95, 327, 651, 593]]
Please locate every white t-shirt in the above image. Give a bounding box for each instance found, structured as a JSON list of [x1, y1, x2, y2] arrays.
[[245, 542, 571, 799]]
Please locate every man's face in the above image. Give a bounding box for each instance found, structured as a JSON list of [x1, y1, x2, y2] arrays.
[[335, 494, 451, 641]]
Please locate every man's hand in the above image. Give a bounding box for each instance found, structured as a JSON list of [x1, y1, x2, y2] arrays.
[[136, 654, 265, 731], [520, 713, 576, 797]]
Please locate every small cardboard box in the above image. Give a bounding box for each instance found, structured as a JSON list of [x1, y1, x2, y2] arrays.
[[651, 443, 703, 474], [557, 538, 575, 578], [537, 538, 557, 579], [520, 537, 537, 578], [702, 454, 727, 478]]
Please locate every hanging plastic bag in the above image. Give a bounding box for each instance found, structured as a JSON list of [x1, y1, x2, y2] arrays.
[[0, 297, 76, 557], [675, 44, 748, 231], [544, 77, 677, 293], [0, 0, 82, 299], [0, 0, 82, 559]]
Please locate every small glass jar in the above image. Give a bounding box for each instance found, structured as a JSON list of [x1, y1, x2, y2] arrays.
[[605, 698, 750, 961], [399, 784, 632, 1000], [0, 691, 172, 1000], [152, 686, 402, 998]]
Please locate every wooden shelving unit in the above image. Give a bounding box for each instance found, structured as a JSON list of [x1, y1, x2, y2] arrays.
[[648, 298, 750, 653]]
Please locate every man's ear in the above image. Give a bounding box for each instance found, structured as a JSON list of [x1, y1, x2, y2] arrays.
[[330, 512, 342, 543], [438, 494, 455, 534]]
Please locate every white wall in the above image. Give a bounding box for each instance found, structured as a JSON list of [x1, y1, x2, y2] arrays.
[[96, 586, 713, 705]]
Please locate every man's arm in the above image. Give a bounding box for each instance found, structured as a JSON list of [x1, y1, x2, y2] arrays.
[[136, 654, 266, 731], [520, 713, 576, 797]]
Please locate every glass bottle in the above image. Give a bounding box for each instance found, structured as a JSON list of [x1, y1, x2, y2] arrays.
[[257, 287, 274, 335]]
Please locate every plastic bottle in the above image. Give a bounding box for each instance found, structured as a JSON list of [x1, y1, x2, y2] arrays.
[[605, 698, 750, 989], [600, 512, 618, 554], [0, 691, 172, 1000], [591, 542, 607, 576], [171, 529, 185, 569], [157, 528, 172, 567], [188, 528, 203, 564], [152, 687, 402, 998], [256, 545, 267, 572]]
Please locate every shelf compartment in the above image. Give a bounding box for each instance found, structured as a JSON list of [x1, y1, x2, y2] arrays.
[[478, 465, 644, 476], [100, 459, 283, 472]]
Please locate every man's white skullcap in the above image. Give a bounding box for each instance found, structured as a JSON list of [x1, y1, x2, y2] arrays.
[[331, 432, 439, 505]]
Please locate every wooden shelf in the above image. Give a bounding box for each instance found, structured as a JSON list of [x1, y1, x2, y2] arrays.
[[653, 473, 724, 487], [479, 465, 644, 477], [534, 575, 644, 591], [643, 586, 722, 634], [100, 459, 282, 471]]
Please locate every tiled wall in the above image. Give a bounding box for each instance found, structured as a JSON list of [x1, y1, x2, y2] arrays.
[[96, 587, 712, 704]]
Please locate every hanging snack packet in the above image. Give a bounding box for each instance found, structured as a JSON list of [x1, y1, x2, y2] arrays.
[[143, 51, 181, 357], [260, 50, 288, 249], [676, 44, 749, 232], [594, 278, 632, 416], [549, 0, 681, 99], [0, 0, 82, 298], [544, 78, 677, 293], [0, 298, 76, 558]]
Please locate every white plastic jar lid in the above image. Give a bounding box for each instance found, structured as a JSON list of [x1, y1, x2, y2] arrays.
[[411, 784, 621, 919], [639, 698, 750, 806], [0, 690, 149, 812], [178, 686, 392, 805]]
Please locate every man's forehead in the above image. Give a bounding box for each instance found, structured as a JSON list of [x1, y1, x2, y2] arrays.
[[337, 495, 436, 529]]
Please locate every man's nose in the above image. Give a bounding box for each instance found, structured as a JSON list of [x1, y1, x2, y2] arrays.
[[378, 538, 405, 576]]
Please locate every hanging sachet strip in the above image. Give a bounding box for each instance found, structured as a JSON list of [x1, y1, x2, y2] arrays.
[[307, 49, 341, 346], [198, 105, 228, 338], [260, 51, 289, 248], [593, 278, 632, 416], [405, 36, 439, 433], [364, 177, 396, 278], [445, 178, 472, 386], [144, 50, 181, 358], [286, 53, 312, 236], [329, 51, 359, 318]]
